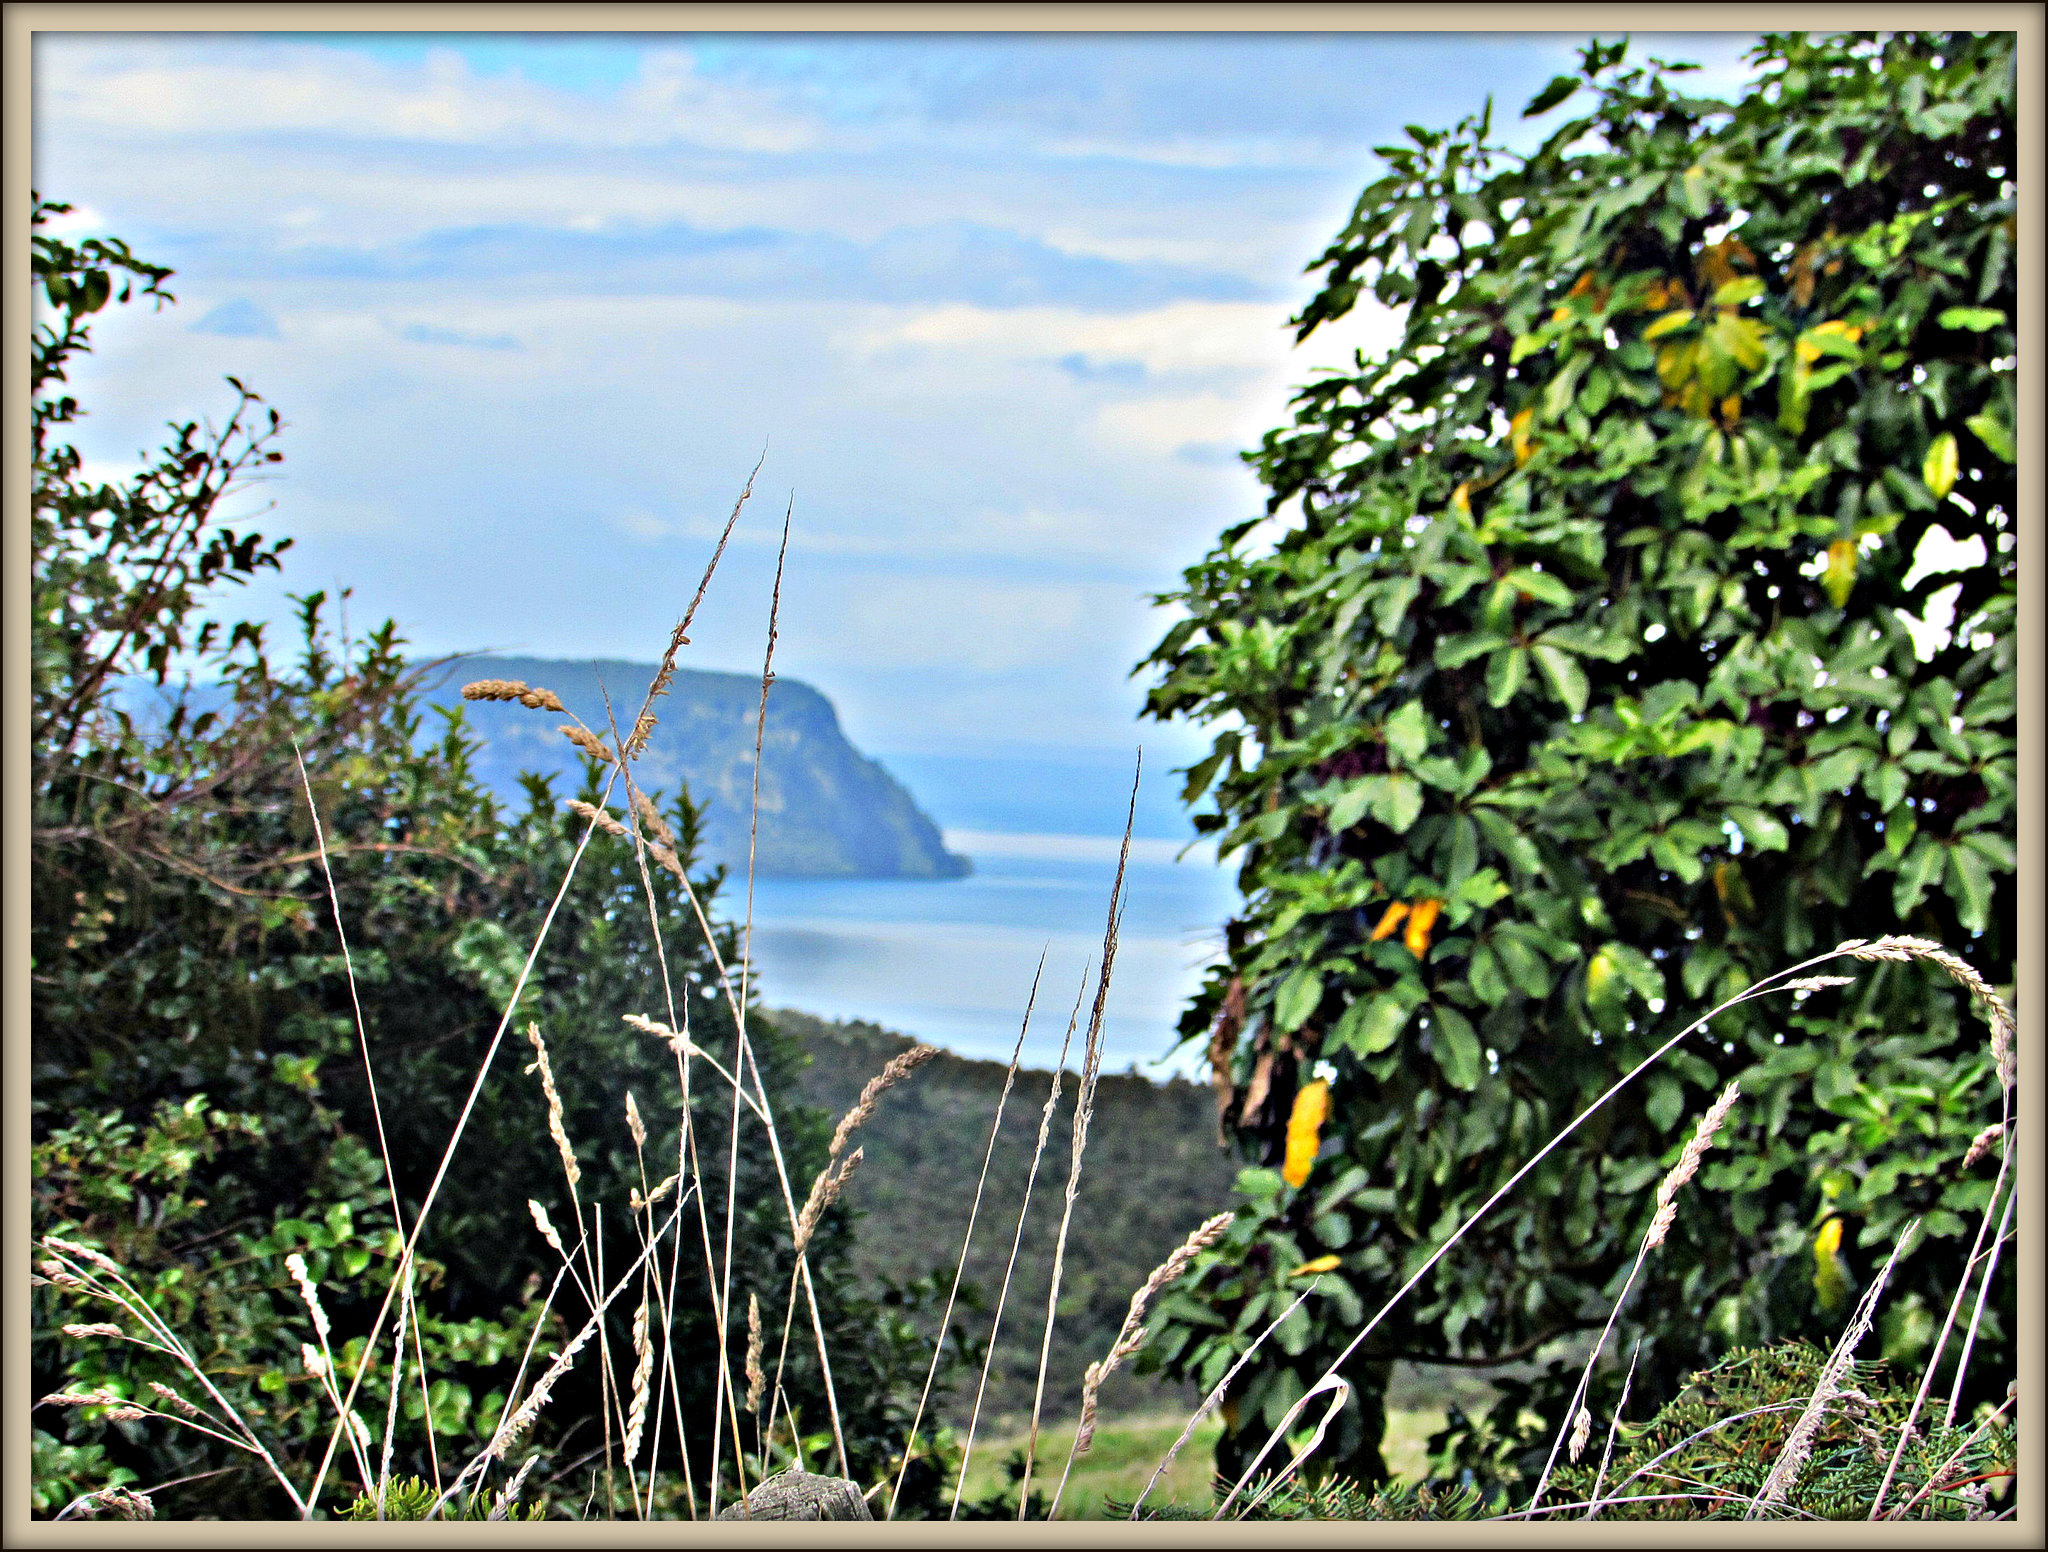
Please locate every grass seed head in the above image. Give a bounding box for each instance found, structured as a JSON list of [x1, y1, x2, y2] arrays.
[[559, 725, 614, 763]]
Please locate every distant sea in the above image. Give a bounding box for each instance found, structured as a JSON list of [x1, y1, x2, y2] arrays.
[[741, 746, 1237, 1079]]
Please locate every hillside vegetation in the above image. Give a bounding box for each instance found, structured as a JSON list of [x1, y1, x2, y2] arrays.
[[772, 1008, 1237, 1427]]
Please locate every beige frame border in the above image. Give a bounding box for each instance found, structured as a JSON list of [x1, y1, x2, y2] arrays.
[[5, 3, 2039, 1546]]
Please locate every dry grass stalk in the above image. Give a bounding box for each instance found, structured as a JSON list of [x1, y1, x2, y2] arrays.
[[886, 962, 1043, 1521], [627, 453, 759, 760], [1582, 1340, 1642, 1519], [148, 1381, 203, 1418], [61, 1322, 123, 1339], [622, 1011, 693, 1058], [745, 1294, 766, 1417], [568, 799, 629, 840], [490, 1453, 541, 1521], [948, 968, 1088, 1520], [1748, 1218, 1919, 1515], [460, 679, 566, 712], [631, 787, 678, 852], [560, 725, 615, 763], [1529, 1082, 1740, 1513], [1567, 1407, 1592, 1463], [829, 1044, 939, 1159], [493, 1319, 600, 1456], [524, 1022, 581, 1188], [1646, 1081, 1741, 1250], [623, 1296, 653, 1465], [1022, 764, 1137, 1518], [625, 1090, 646, 1149], [622, 1014, 770, 1125], [527, 1199, 566, 1258], [793, 1147, 863, 1253], [1961, 1122, 2004, 1169], [1068, 1211, 1231, 1463], [471, 1199, 684, 1491], [1838, 935, 2015, 1094], [629, 1174, 678, 1212], [706, 498, 809, 1512], [284, 1252, 332, 1342], [39, 1244, 314, 1513], [1885, 1386, 2017, 1520], [296, 483, 761, 1516], [44, 1235, 119, 1274]]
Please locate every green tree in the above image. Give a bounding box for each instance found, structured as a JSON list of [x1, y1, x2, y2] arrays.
[[29, 196, 962, 1518], [1134, 33, 2015, 1491]]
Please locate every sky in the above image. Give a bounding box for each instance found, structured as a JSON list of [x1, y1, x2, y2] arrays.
[[32, 27, 1767, 785]]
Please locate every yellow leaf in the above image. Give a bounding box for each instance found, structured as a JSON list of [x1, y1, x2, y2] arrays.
[[1586, 948, 1617, 1004], [1510, 408, 1535, 466], [1923, 431, 1959, 500], [1813, 1216, 1851, 1316], [1823, 538, 1857, 608], [1656, 340, 1698, 392], [1282, 1080, 1332, 1189], [1370, 902, 1411, 942], [1451, 481, 1472, 518], [1403, 898, 1442, 959], [1290, 1255, 1342, 1278], [1719, 394, 1742, 426], [1642, 308, 1697, 342]]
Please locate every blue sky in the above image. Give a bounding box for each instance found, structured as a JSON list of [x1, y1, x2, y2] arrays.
[[34, 28, 1764, 785]]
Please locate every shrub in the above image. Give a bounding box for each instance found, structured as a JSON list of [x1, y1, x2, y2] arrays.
[[1135, 32, 2016, 1488], [29, 194, 960, 1518]]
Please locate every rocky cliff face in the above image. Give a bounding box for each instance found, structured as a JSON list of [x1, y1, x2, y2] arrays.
[[428, 655, 969, 881]]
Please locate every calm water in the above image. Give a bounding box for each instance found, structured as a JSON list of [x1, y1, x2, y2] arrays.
[[740, 826, 1237, 1078]]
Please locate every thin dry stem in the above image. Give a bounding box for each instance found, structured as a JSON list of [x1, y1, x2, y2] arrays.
[[830, 1044, 939, 1159], [1582, 1340, 1642, 1519], [1748, 1219, 1919, 1515], [1529, 1083, 1740, 1513], [948, 966, 1088, 1520], [886, 959, 1042, 1521], [1019, 758, 1137, 1518], [1064, 1211, 1230, 1473]]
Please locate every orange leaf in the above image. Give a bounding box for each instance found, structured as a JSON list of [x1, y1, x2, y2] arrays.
[[1282, 1080, 1332, 1189], [1369, 902, 1411, 942], [1404, 898, 1443, 958]]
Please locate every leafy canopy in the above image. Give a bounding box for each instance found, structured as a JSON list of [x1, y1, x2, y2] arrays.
[[1134, 32, 2015, 1490]]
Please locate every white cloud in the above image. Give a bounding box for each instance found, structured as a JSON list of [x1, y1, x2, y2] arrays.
[[829, 576, 1136, 673], [843, 299, 1284, 381], [37, 37, 828, 155]]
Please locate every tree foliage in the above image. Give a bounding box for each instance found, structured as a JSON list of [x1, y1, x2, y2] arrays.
[[1134, 33, 2016, 1489], [29, 196, 960, 1518]]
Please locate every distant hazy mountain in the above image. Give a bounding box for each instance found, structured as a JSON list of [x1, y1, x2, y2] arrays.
[[426, 655, 970, 881]]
